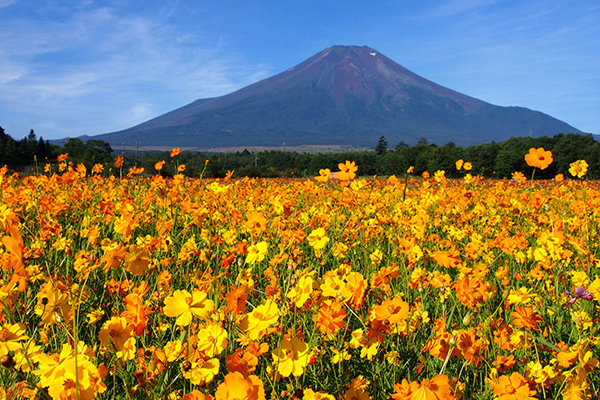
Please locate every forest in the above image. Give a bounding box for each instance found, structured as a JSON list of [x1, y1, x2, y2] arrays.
[[1, 124, 599, 179]]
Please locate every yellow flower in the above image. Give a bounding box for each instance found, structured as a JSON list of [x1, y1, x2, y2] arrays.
[[569, 159, 588, 178], [34, 285, 70, 326], [99, 316, 133, 351], [308, 227, 329, 250], [123, 244, 151, 276], [304, 389, 335, 400], [332, 242, 348, 258], [272, 337, 310, 377], [455, 159, 464, 170], [163, 290, 215, 326], [507, 287, 536, 305], [433, 170, 446, 183], [245, 300, 279, 340], [315, 168, 331, 182], [287, 275, 314, 308], [196, 323, 228, 357], [246, 241, 269, 264], [86, 308, 105, 324], [526, 361, 557, 384], [369, 249, 383, 265], [35, 342, 107, 399], [337, 160, 358, 180], [0, 323, 28, 358], [463, 162, 472, 171], [183, 358, 220, 385], [91, 163, 104, 174], [330, 346, 351, 364], [512, 171, 527, 183], [572, 310, 593, 330], [118, 337, 137, 360]]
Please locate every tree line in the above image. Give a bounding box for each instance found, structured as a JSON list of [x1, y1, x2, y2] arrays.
[[1, 124, 599, 179], [137, 133, 600, 179]]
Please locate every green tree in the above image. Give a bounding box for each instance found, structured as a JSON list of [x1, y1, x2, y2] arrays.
[[375, 136, 388, 155]]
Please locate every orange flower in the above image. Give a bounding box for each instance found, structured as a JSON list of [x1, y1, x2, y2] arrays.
[[370, 264, 400, 292], [120, 293, 151, 336], [244, 211, 267, 235], [373, 293, 409, 326], [170, 147, 182, 157], [214, 371, 265, 400], [114, 155, 124, 168], [1, 221, 25, 276], [456, 328, 488, 367], [313, 299, 346, 334], [57, 153, 69, 162], [181, 390, 212, 400], [154, 160, 166, 171], [524, 147, 553, 170], [225, 285, 248, 315], [391, 374, 455, 400], [511, 306, 542, 331], [226, 342, 268, 375], [454, 275, 489, 309], [488, 371, 536, 400], [337, 160, 358, 180], [492, 354, 516, 372], [432, 249, 460, 269]]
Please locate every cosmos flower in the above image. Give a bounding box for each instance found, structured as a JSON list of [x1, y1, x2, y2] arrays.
[[163, 290, 215, 327], [564, 286, 593, 305], [524, 147, 553, 170], [569, 159, 589, 178], [272, 337, 310, 377]]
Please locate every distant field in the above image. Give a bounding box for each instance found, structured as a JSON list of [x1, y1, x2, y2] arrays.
[[119, 144, 371, 153]]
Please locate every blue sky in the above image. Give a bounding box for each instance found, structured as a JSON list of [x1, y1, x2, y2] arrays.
[[1, 0, 599, 140]]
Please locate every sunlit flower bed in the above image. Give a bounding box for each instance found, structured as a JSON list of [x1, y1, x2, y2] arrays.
[[1, 150, 599, 400]]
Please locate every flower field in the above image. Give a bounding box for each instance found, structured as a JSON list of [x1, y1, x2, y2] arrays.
[[1, 150, 599, 399]]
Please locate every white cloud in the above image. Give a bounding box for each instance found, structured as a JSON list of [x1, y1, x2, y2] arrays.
[[0, 3, 272, 139], [0, 0, 17, 8], [424, 0, 497, 18], [116, 103, 156, 128]]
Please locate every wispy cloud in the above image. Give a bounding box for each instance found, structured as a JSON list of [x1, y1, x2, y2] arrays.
[[0, 0, 17, 8], [425, 0, 498, 18], [0, 2, 272, 138]]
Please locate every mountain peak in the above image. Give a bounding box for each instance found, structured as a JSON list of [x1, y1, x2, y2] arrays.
[[93, 45, 581, 149]]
